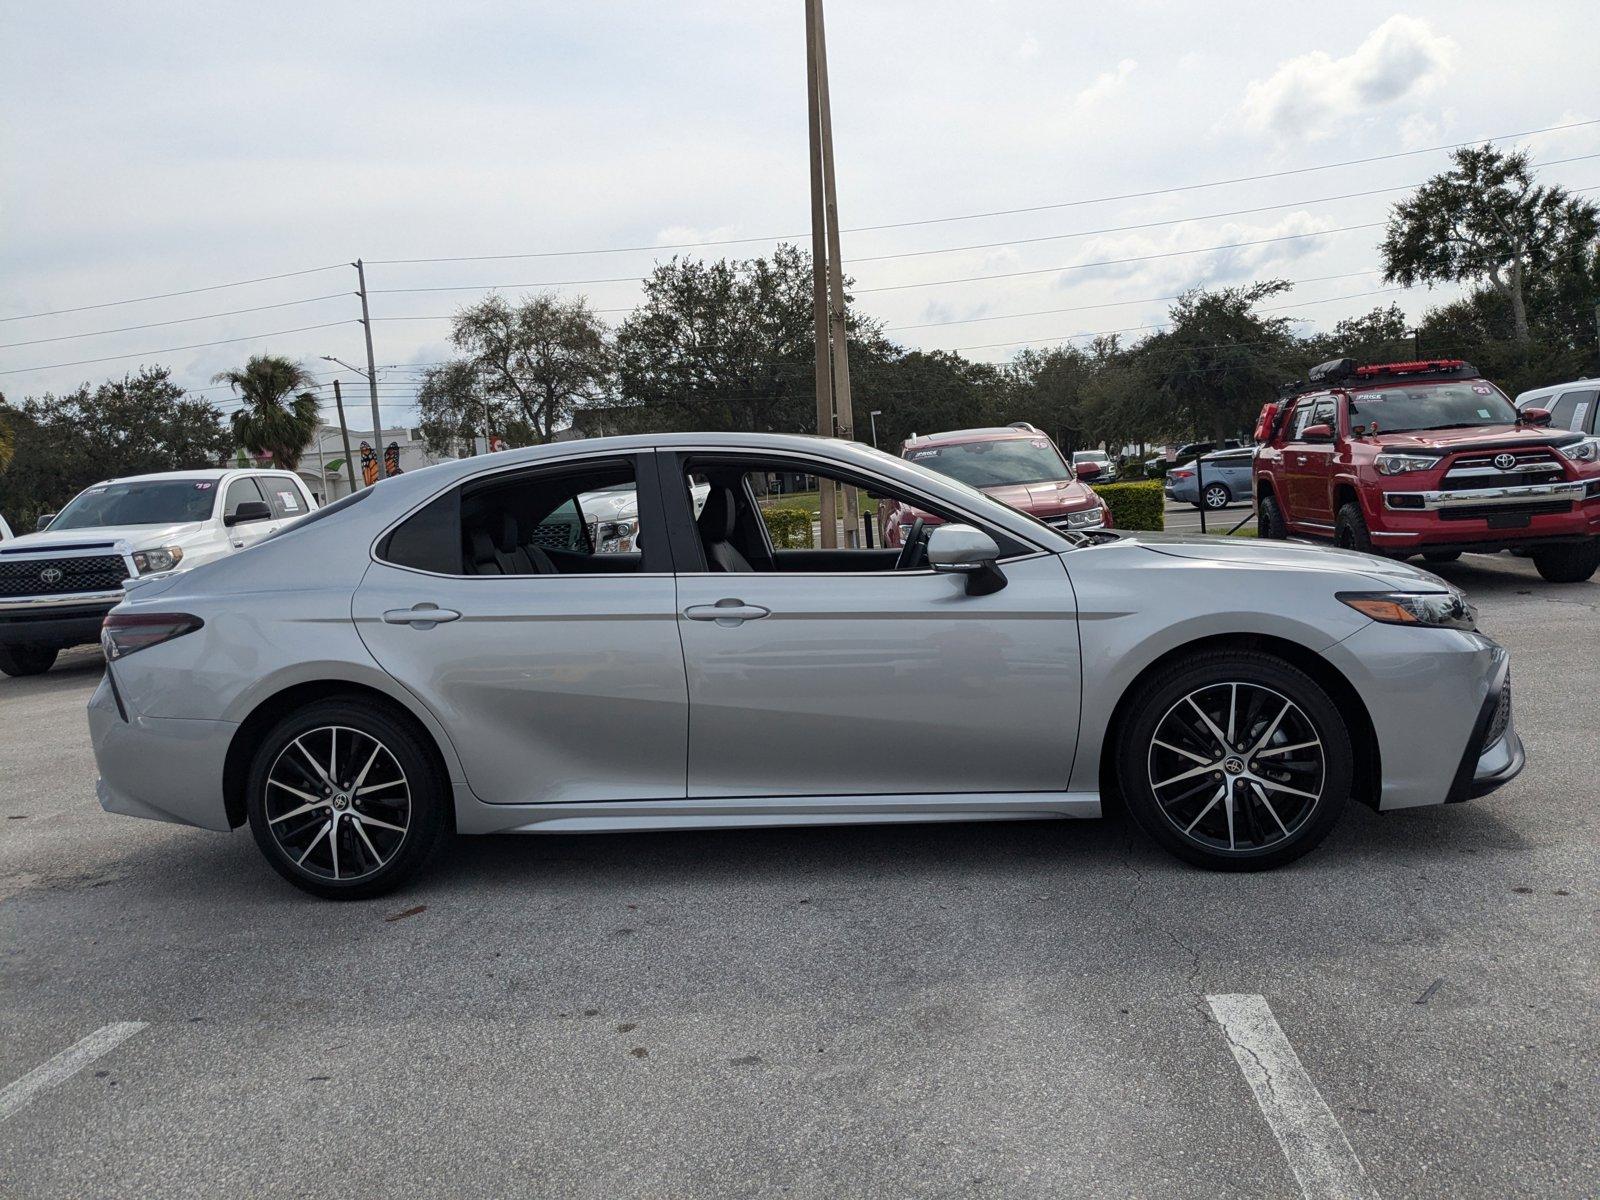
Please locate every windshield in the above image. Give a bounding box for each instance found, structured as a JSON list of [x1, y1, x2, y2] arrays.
[[1345, 380, 1517, 434], [905, 438, 1071, 487], [49, 479, 217, 530]]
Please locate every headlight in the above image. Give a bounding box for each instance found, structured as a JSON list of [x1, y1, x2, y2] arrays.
[[597, 519, 636, 541], [131, 545, 184, 574], [1374, 453, 1442, 476], [1557, 437, 1600, 463], [1066, 508, 1104, 528], [1338, 590, 1476, 630]]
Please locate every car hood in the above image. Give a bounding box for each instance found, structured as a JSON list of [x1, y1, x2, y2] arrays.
[[1360, 423, 1569, 453], [1111, 530, 1448, 591], [0, 522, 208, 552], [980, 479, 1100, 515]]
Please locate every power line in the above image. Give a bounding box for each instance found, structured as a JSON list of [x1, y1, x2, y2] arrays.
[[0, 265, 346, 324], [0, 321, 356, 377], [0, 293, 353, 350], [364, 118, 1600, 265]]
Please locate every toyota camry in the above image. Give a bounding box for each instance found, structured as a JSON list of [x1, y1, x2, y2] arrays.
[[89, 433, 1522, 898]]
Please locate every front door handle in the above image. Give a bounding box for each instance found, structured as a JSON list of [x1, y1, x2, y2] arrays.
[[382, 603, 462, 628], [683, 599, 771, 626]]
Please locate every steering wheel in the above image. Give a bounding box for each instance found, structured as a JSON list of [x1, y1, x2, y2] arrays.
[[895, 517, 927, 570]]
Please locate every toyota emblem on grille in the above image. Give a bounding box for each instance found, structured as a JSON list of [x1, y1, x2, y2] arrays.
[[1493, 452, 1517, 470], [39, 567, 64, 585]]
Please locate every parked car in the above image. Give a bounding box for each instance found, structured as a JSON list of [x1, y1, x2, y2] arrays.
[[1165, 448, 1256, 510], [888, 423, 1110, 541], [1254, 358, 1600, 582], [1071, 449, 1118, 483], [0, 513, 13, 541], [1513, 378, 1598, 435], [91, 432, 1520, 899], [1146, 439, 1245, 474], [0, 469, 318, 677]]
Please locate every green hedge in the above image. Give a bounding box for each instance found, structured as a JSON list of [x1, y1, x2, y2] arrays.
[[760, 506, 814, 549], [1095, 480, 1165, 531]]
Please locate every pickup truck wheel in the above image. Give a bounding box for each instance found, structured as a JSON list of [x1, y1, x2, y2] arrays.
[[1258, 494, 1287, 540], [0, 644, 58, 678], [1334, 503, 1375, 554], [1531, 538, 1600, 583], [1117, 650, 1351, 871], [246, 698, 450, 900]]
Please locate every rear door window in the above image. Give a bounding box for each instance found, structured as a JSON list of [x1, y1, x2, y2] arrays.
[[262, 478, 307, 520], [1551, 390, 1595, 433]]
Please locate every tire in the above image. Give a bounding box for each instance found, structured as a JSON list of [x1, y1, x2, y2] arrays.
[[246, 698, 449, 900], [0, 644, 59, 678], [1201, 482, 1231, 511], [1531, 538, 1600, 583], [1422, 551, 1462, 564], [1333, 502, 1374, 554], [1116, 650, 1352, 871], [1257, 493, 1287, 540]]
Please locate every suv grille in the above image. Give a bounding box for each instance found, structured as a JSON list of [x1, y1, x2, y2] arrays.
[[0, 555, 129, 598], [1441, 449, 1566, 491]]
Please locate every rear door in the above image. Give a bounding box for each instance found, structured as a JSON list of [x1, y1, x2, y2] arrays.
[[351, 452, 688, 806]]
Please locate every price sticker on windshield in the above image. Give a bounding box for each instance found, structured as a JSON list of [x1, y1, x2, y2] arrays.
[[1472, 384, 1493, 395], [194, 481, 213, 490], [1030, 439, 1050, 448]]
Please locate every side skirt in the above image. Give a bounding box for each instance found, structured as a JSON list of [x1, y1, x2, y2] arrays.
[[454, 788, 1101, 835]]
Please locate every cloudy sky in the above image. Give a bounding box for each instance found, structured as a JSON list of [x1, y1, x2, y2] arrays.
[[3, 1, 1596, 429]]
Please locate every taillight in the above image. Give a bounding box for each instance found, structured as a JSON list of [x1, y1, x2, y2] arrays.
[[101, 612, 204, 660], [1172, 470, 1194, 479]]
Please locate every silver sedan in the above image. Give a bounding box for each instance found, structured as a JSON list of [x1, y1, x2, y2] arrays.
[[89, 433, 1522, 898]]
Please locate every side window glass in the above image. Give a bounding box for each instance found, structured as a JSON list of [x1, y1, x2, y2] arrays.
[[263, 479, 306, 521], [1551, 392, 1591, 432], [223, 477, 265, 517]]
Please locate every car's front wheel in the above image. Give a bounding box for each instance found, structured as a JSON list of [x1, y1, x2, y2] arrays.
[[1531, 538, 1600, 583], [1117, 651, 1352, 871], [0, 644, 59, 678], [246, 698, 449, 900]]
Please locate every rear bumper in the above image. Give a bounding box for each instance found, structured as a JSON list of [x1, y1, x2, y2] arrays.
[[89, 674, 235, 831]]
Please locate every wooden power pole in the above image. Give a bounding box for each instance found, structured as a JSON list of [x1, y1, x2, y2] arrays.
[[331, 380, 359, 494], [805, 0, 859, 547]]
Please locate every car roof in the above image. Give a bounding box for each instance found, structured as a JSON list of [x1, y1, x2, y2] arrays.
[[901, 426, 1044, 449], [91, 467, 299, 486], [1515, 378, 1596, 404]]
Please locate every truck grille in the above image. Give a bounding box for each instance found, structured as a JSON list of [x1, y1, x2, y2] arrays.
[[1441, 449, 1566, 491], [0, 555, 129, 598]]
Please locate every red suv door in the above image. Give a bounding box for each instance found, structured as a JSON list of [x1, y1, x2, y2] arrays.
[[1282, 396, 1337, 529]]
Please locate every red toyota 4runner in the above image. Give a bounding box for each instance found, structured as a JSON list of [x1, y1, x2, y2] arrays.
[[1253, 358, 1600, 582], [885, 424, 1111, 544]]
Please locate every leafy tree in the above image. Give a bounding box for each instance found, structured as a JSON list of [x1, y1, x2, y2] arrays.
[[416, 360, 497, 457], [213, 354, 321, 470], [1134, 281, 1300, 443], [1381, 145, 1599, 348], [0, 392, 14, 473], [851, 348, 1002, 452], [0, 367, 231, 527], [449, 293, 611, 443], [611, 243, 885, 435], [1301, 303, 1414, 366]]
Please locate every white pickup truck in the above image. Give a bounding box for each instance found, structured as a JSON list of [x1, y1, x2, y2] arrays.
[[0, 468, 317, 677]]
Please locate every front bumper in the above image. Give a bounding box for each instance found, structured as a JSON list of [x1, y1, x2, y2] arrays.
[[0, 592, 121, 648], [1447, 656, 1524, 802], [1369, 478, 1600, 549], [89, 673, 236, 831]]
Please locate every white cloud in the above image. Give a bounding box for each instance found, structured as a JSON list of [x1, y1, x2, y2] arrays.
[[1238, 16, 1458, 141], [1071, 59, 1138, 113]]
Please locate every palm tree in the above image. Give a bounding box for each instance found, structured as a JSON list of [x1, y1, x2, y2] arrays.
[[213, 355, 321, 470]]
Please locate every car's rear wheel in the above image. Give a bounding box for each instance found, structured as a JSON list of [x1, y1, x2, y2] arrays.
[[1197, 482, 1231, 510], [1117, 651, 1352, 871], [0, 644, 59, 678], [1531, 538, 1600, 583], [246, 698, 448, 900], [1257, 493, 1287, 540], [1334, 502, 1375, 554]]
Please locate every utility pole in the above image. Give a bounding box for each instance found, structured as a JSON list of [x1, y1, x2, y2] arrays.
[[353, 259, 384, 453], [804, 0, 837, 548], [332, 380, 359, 494], [812, 0, 858, 546]]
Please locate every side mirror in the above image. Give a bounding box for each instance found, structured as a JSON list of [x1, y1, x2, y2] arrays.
[[1519, 406, 1552, 427], [224, 500, 272, 527], [928, 523, 1006, 595], [1301, 423, 1334, 443], [1074, 461, 1102, 480], [35, 513, 56, 532]]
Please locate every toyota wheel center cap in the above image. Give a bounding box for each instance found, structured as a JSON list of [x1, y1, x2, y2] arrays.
[[1224, 756, 1245, 775]]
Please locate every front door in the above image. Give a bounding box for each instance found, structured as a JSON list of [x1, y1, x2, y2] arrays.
[[351, 453, 688, 806], [221, 477, 278, 550], [664, 454, 1082, 799], [1283, 398, 1336, 527]]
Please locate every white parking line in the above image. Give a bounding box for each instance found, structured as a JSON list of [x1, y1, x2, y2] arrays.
[[1207, 995, 1377, 1200], [0, 1022, 147, 1124]]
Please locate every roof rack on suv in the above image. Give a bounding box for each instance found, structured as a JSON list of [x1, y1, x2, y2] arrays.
[[1277, 357, 1478, 399], [1008, 422, 1040, 433]]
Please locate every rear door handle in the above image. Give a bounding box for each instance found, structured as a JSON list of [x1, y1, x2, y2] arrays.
[[383, 603, 462, 628], [683, 599, 771, 626]]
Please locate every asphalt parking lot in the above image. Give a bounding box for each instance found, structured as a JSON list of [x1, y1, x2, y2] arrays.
[[1, 553, 1596, 1198]]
